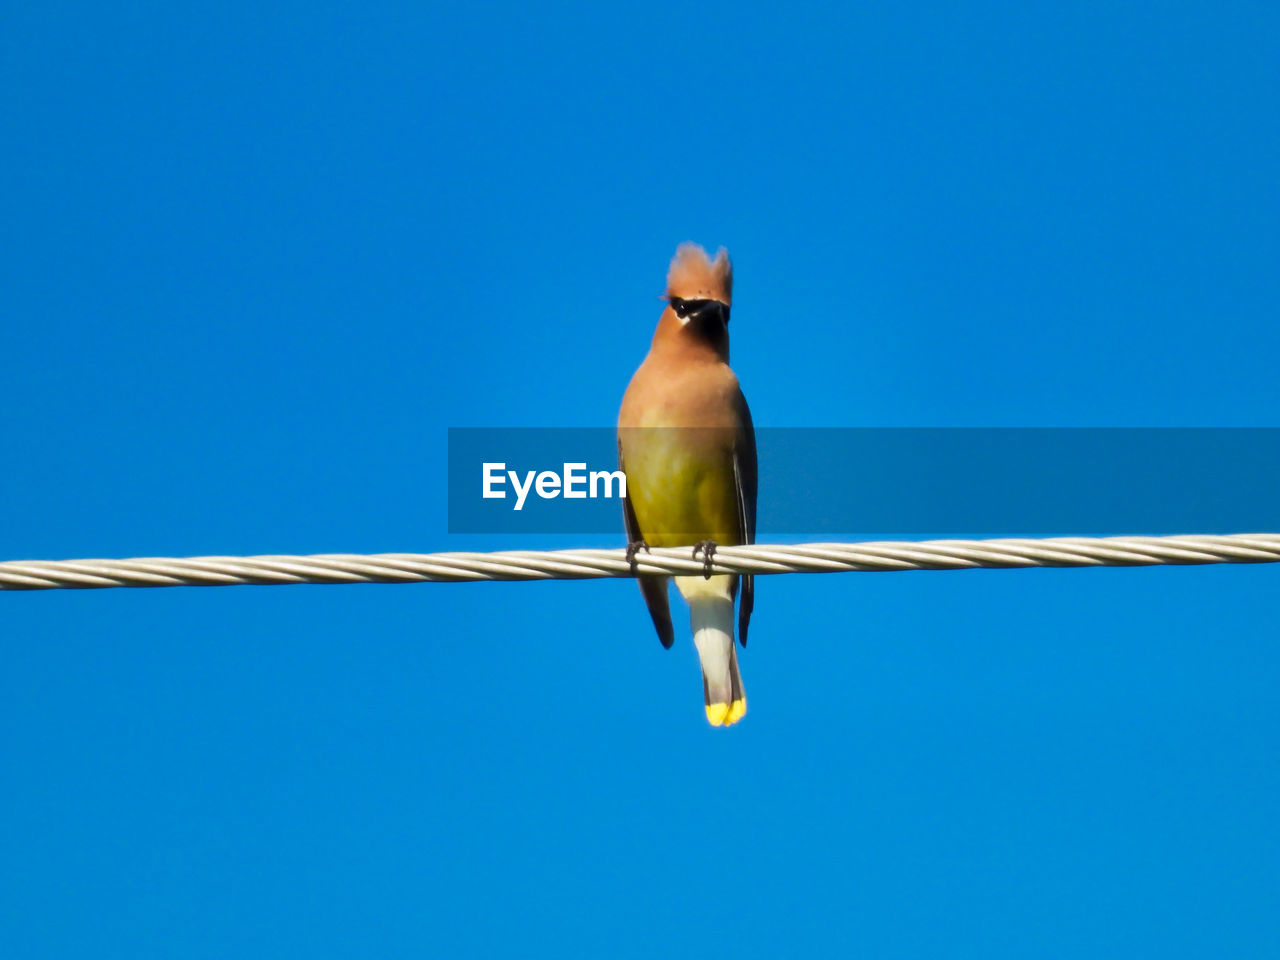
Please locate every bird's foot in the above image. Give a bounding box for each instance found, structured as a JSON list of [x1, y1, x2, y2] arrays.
[[692, 540, 718, 580], [625, 539, 651, 569]]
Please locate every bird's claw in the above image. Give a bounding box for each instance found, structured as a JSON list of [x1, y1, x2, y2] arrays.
[[625, 540, 650, 568], [692, 540, 718, 579]]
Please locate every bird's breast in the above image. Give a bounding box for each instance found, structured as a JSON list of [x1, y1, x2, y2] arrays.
[[618, 426, 741, 548], [618, 356, 747, 548]]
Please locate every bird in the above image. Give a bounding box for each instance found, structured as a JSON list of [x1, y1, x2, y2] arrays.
[[617, 243, 757, 727]]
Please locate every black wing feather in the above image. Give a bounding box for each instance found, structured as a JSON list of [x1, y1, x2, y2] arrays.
[[733, 393, 758, 647], [619, 439, 674, 649]]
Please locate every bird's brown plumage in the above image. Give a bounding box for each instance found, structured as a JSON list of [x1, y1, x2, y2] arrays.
[[617, 243, 757, 726]]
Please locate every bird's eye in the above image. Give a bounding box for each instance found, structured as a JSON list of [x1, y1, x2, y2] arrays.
[[670, 297, 690, 319]]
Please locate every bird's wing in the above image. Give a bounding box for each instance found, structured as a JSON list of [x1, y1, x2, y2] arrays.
[[733, 390, 758, 647], [619, 438, 674, 649]]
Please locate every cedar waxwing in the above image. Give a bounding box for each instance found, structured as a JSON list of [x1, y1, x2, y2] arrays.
[[618, 244, 758, 727]]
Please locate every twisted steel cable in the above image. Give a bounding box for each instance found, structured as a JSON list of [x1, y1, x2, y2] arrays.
[[2, 533, 1279, 591]]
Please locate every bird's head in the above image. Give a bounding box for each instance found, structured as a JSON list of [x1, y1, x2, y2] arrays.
[[659, 243, 733, 358]]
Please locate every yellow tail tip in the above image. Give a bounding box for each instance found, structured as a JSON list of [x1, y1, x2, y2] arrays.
[[705, 698, 747, 727]]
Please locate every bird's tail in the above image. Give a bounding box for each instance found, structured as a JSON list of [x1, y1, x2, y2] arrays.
[[689, 594, 746, 727]]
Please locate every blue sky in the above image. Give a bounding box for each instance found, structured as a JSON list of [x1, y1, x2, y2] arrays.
[[3, 2, 1279, 956]]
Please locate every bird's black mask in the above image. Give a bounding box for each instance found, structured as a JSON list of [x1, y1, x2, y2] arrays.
[[669, 296, 729, 343]]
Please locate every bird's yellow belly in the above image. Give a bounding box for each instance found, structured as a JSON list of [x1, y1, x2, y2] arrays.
[[621, 431, 740, 548]]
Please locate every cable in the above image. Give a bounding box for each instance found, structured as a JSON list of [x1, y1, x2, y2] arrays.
[[2, 533, 1278, 591]]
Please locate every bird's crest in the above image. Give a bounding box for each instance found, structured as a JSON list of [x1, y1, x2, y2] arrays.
[[666, 243, 732, 305]]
